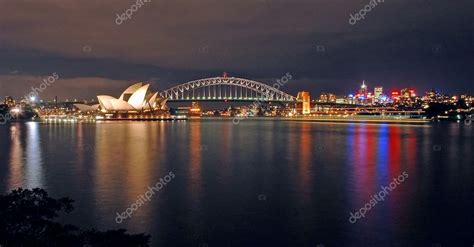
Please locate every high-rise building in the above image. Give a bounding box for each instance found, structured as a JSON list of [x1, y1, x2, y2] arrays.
[[426, 89, 437, 102], [356, 81, 369, 105], [374, 87, 383, 100], [400, 88, 416, 100], [297, 91, 311, 114], [319, 93, 336, 103], [359, 81, 368, 97], [391, 91, 400, 101], [347, 94, 356, 105], [336, 98, 346, 104], [401, 88, 410, 98], [319, 93, 327, 102]]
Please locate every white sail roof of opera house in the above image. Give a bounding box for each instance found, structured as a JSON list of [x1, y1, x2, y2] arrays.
[[74, 82, 168, 112], [73, 104, 100, 112], [128, 84, 150, 110], [119, 82, 143, 101]]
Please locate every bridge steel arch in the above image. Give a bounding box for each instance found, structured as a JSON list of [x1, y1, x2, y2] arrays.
[[160, 77, 296, 102]]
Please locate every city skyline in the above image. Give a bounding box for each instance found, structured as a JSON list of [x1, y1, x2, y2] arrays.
[[1, 74, 472, 102], [1, 0, 473, 100]]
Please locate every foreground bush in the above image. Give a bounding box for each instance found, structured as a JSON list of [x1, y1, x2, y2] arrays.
[[0, 188, 150, 247]]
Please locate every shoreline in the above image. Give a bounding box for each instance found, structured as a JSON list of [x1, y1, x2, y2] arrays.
[[2, 116, 433, 125], [280, 117, 431, 125], [191, 116, 431, 125]]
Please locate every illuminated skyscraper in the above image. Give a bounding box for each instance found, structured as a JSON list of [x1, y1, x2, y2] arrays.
[[356, 81, 368, 105], [359, 81, 368, 97], [319, 92, 336, 103], [297, 91, 311, 114], [401, 88, 410, 98], [374, 87, 383, 102]]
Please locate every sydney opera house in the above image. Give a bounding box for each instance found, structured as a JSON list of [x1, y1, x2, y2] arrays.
[[74, 83, 169, 118]]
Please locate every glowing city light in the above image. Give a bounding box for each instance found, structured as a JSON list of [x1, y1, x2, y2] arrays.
[[11, 108, 21, 114]]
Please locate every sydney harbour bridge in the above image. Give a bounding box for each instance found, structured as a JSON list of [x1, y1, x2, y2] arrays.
[[159, 76, 296, 102]]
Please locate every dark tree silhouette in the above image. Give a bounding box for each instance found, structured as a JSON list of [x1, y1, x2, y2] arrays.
[[0, 188, 150, 247]]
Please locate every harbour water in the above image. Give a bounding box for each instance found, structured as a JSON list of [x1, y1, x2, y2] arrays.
[[0, 120, 472, 246]]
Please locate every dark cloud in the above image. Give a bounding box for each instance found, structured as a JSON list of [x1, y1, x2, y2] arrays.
[[0, 0, 473, 99]]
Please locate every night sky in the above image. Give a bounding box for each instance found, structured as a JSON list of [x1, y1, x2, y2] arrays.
[[0, 0, 473, 101]]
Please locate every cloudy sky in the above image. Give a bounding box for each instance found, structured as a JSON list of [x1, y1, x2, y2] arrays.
[[0, 0, 473, 100]]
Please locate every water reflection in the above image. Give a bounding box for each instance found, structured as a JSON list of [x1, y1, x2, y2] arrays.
[[344, 124, 427, 245], [8, 124, 24, 190], [0, 121, 472, 246], [188, 121, 202, 206], [25, 122, 43, 188], [297, 123, 312, 201], [6, 123, 43, 191], [92, 122, 163, 229], [376, 124, 389, 178]]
